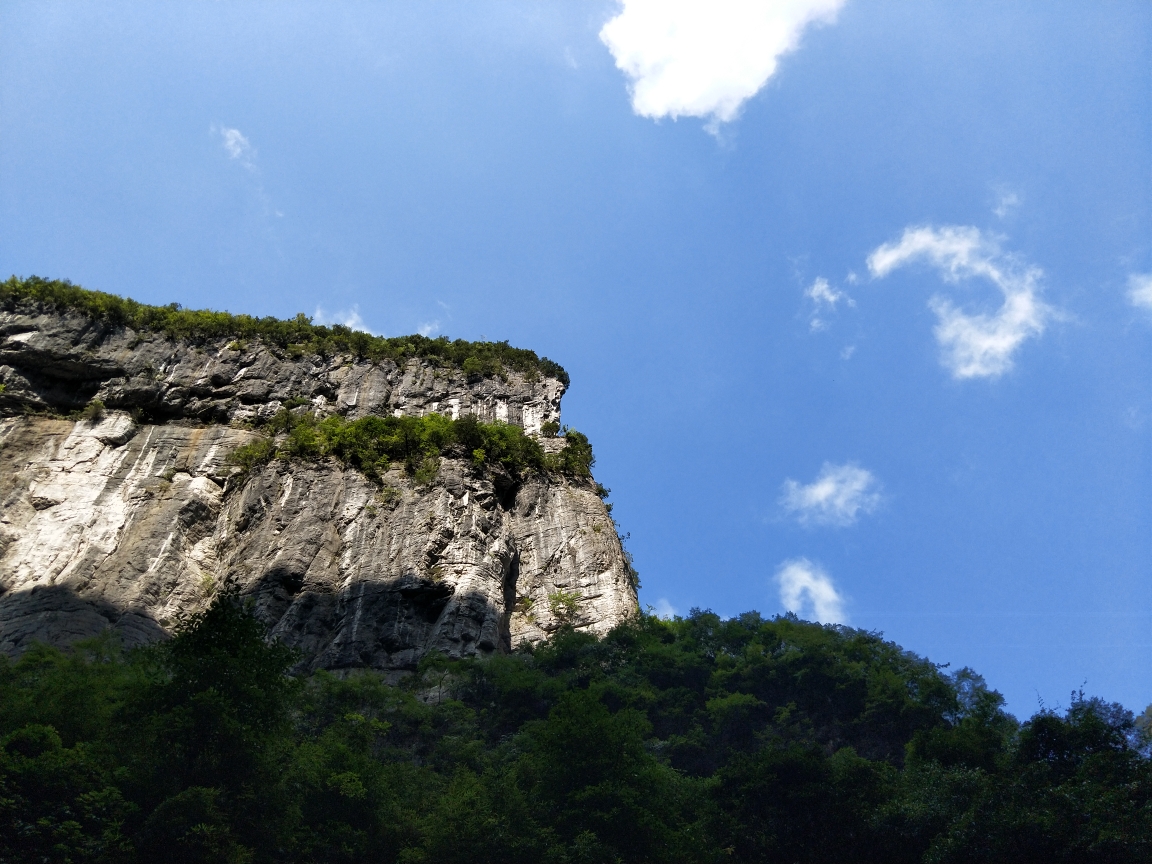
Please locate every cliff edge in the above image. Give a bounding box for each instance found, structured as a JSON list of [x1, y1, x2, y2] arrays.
[[0, 279, 638, 672]]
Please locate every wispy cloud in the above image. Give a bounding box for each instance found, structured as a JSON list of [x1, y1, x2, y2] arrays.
[[993, 190, 1020, 219], [213, 125, 257, 170], [220, 128, 251, 160], [1127, 273, 1152, 311], [867, 225, 1052, 379], [599, 0, 847, 133], [782, 462, 881, 527], [418, 320, 441, 337], [775, 558, 848, 624], [651, 598, 677, 620], [313, 305, 377, 334], [805, 276, 853, 331]]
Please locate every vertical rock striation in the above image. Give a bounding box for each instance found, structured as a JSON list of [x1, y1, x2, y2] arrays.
[[0, 299, 638, 672]]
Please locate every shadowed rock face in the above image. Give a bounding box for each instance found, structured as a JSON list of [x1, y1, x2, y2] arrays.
[[0, 307, 638, 672]]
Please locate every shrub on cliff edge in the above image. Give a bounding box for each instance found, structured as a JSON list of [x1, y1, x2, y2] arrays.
[[227, 410, 595, 483]]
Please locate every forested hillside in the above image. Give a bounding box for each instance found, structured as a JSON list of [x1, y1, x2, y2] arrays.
[[1, 594, 1149, 863]]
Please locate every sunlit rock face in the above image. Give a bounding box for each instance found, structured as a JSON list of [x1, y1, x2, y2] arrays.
[[0, 304, 565, 432], [0, 306, 637, 672]]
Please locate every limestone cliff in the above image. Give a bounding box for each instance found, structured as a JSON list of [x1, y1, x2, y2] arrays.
[[0, 295, 638, 672]]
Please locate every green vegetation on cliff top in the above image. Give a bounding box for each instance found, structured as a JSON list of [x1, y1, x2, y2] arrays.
[[2, 594, 1149, 863], [229, 409, 595, 482], [1, 276, 569, 385]]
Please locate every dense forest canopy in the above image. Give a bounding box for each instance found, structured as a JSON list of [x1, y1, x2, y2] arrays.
[[1, 594, 1149, 863], [0, 276, 569, 385]]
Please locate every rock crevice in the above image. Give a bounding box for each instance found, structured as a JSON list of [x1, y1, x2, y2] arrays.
[[0, 306, 638, 671]]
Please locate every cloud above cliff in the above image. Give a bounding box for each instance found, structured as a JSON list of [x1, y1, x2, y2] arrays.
[[599, 0, 847, 131], [782, 462, 881, 527], [1127, 273, 1152, 311], [868, 225, 1052, 379], [313, 304, 377, 334], [775, 558, 848, 624]]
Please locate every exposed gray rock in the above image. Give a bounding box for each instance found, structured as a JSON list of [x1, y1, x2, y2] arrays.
[[0, 307, 638, 672], [0, 303, 565, 434]]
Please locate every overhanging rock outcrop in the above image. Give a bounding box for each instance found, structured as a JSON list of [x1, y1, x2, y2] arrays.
[[0, 295, 638, 671]]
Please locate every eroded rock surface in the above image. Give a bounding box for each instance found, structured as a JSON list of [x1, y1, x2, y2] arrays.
[[0, 307, 637, 672], [0, 303, 564, 433]]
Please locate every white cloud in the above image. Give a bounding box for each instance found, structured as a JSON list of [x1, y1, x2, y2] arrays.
[[599, 0, 847, 131], [805, 276, 853, 331], [220, 127, 251, 159], [867, 225, 1052, 379], [212, 124, 263, 178], [806, 276, 847, 308], [775, 558, 848, 624], [418, 320, 441, 337], [651, 598, 677, 619], [313, 305, 377, 334], [1127, 273, 1152, 311], [993, 191, 1020, 219], [782, 462, 881, 527], [213, 125, 258, 171]]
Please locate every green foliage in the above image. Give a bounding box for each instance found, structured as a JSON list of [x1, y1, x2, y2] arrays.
[[412, 455, 441, 487], [375, 485, 402, 509], [515, 686, 702, 862], [461, 355, 504, 381], [226, 409, 595, 484], [136, 786, 250, 864], [546, 591, 582, 627], [226, 436, 276, 473], [0, 724, 135, 863], [0, 635, 134, 748], [117, 592, 300, 802], [546, 429, 594, 478], [2, 597, 1150, 862], [77, 400, 106, 423], [2, 275, 569, 385]]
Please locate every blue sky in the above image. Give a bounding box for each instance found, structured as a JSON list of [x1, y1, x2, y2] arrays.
[[2, 1, 1150, 716]]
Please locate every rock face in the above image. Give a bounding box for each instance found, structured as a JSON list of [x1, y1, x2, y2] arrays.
[[0, 305, 566, 433], [0, 303, 638, 672]]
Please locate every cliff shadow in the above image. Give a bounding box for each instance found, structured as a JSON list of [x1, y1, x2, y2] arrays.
[[0, 583, 167, 656]]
